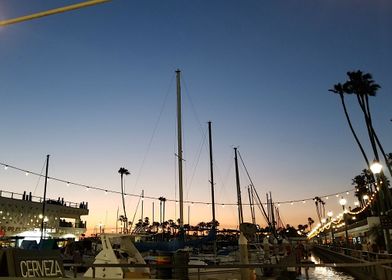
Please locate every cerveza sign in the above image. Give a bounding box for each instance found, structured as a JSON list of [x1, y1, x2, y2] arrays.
[[19, 259, 63, 277], [0, 248, 65, 277]]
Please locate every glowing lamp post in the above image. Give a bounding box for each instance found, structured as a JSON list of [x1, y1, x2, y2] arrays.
[[370, 160, 392, 253], [339, 198, 349, 247], [370, 160, 383, 174], [321, 218, 327, 244], [327, 211, 334, 243]]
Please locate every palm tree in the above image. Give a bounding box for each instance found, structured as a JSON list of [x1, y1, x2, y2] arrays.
[[158, 197, 164, 223], [329, 83, 370, 166], [118, 167, 130, 232], [345, 71, 392, 212], [352, 169, 374, 207], [118, 215, 125, 233], [307, 217, 314, 231], [313, 197, 326, 224], [344, 71, 392, 177]]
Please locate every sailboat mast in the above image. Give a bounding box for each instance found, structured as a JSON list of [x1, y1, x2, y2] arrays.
[[176, 69, 184, 228], [208, 121, 217, 258], [208, 121, 216, 226], [269, 191, 276, 233], [234, 147, 244, 225], [40, 154, 50, 242]]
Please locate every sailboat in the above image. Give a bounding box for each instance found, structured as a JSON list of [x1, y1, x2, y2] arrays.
[[133, 69, 216, 253]]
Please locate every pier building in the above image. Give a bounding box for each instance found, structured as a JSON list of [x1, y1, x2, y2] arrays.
[[0, 189, 88, 243]]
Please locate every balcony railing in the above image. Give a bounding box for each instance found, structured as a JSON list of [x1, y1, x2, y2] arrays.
[[0, 189, 88, 210]]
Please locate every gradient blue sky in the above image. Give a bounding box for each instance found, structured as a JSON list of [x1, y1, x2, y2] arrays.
[[0, 0, 391, 233]]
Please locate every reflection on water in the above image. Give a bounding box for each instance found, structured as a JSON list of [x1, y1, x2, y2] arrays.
[[296, 254, 355, 280]]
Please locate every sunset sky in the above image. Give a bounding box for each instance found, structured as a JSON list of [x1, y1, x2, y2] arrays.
[[0, 0, 391, 234]]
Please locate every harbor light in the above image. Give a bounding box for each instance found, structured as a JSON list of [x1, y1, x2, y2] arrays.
[[370, 160, 383, 174], [339, 198, 347, 207]]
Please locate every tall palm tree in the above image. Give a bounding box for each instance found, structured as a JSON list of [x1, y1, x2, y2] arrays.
[[158, 197, 163, 223], [118, 167, 130, 232], [345, 71, 392, 177], [329, 83, 370, 166], [344, 71, 392, 212], [307, 217, 314, 231], [161, 197, 166, 222], [118, 215, 125, 233]]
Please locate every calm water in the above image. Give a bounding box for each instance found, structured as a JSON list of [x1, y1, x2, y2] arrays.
[[297, 254, 355, 280]]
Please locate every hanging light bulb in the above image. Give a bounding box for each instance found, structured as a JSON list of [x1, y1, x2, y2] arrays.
[[25, 172, 29, 176], [4, 165, 8, 170]]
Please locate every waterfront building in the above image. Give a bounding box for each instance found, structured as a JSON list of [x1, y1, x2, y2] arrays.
[[0, 189, 88, 244]]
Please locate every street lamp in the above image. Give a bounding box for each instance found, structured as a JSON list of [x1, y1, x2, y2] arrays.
[[339, 198, 349, 247], [39, 215, 49, 239], [370, 160, 383, 174], [370, 160, 392, 253], [321, 218, 327, 244], [327, 211, 334, 244]]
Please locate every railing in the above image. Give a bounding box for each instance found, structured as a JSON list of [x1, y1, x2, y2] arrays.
[[63, 260, 392, 279], [315, 244, 392, 280], [0, 189, 87, 209], [320, 244, 392, 263]]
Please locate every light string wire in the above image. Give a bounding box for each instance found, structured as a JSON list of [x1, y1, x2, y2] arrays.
[[0, 161, 356, 206]]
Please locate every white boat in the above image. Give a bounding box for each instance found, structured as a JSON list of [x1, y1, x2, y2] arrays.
[[84, 234, 150, 279]]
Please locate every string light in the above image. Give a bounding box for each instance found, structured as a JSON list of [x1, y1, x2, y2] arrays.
[[308, 187, 379, 239], [0, 161, 360, 208]]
